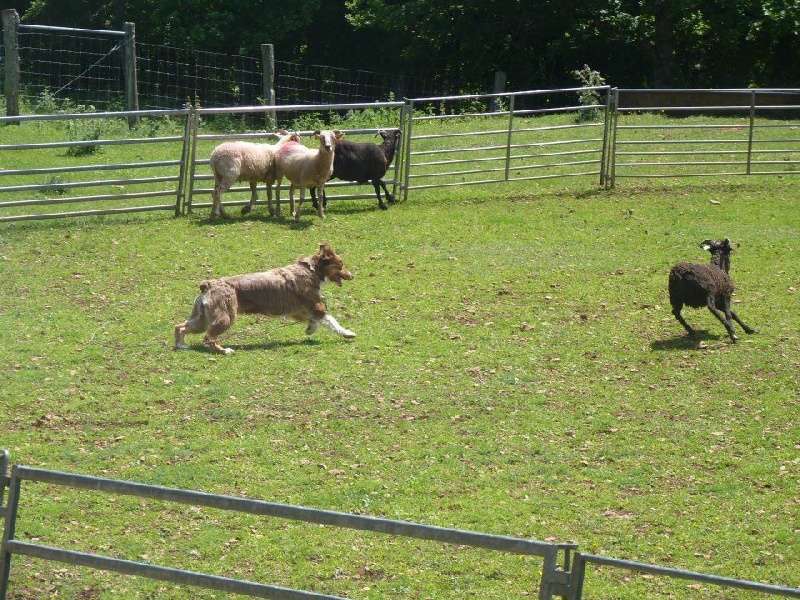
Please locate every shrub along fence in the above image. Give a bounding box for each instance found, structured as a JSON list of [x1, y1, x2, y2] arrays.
[[1, 452, 798, 599], [0, 88, 798, 222]]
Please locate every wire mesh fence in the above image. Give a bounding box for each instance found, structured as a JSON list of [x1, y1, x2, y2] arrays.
[[12, 24, 126, 111], [1, 13, 442, 114], [137, 43, 263, 110]]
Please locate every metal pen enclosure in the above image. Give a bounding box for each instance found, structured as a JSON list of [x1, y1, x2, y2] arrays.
[[401, 86, 612, 202], [0, 108, 193, 222]]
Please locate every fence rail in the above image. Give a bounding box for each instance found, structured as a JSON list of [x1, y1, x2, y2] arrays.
[[0, 108, 192, 222], [609, 88, 800, 184], [1, 454, 797, 599], [0, 89, 799, 222], [0, 460, 575, 600], [402, 87, 611, 200]]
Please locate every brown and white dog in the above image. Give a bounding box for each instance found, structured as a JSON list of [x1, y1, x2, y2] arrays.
[[174, 243, 355, 354]]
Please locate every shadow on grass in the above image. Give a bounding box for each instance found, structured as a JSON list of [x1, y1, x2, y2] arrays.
[[173, 337, 323, 354], [651, 330, 720, 351]]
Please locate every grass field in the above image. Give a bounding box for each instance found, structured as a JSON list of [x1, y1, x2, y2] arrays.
[[1, 115, 799, 599]]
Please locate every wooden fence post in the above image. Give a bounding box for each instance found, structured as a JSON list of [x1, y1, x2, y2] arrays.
[[261, 44, 277, 128], [490, 71, 506, 112], [123, 22, 139, 127], [2, 9, 20, 118]]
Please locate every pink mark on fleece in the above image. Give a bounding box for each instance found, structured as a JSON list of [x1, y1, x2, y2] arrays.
[[278, 141, 304, 156]]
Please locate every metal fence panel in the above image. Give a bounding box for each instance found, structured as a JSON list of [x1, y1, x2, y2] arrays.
[[0, 460, 574, 600], [402, 86, 612, 201], [608, 88, 800, 186], [0, 108, 193, 222]]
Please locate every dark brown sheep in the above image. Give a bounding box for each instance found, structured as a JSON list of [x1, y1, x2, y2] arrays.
[[313, 129, 402, 211], [668, 238, 757, 342]]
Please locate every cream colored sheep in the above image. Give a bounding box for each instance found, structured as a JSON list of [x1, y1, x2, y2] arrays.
[[274, 130, 343, 223], [208, 130, 299, 220]]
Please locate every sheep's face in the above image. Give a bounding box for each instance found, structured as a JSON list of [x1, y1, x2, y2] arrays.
[[313, 129, 343, 152], [699, 238, 732, 254]]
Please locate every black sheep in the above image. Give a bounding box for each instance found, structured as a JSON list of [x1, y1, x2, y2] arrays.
[[668, 238, 757, 342], [313, 129, 402, 211]]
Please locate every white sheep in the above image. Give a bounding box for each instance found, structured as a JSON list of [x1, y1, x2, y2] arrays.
[[208, 129, 300, 220], [274, 129, 343, 223]]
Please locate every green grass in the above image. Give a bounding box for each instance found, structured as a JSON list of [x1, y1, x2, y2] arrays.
[[1, 115, 799, 599]]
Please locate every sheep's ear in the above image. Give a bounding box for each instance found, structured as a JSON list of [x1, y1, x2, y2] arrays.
[[699, 240, 714, 251], [313, 130, 321, 138], [334, 130, 344, 139]]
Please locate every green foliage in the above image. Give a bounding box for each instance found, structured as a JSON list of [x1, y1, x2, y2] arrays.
[[65, 119, 104, 156], [573, 64, 606, 123]]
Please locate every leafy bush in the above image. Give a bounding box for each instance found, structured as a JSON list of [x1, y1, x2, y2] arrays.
[[573, 64, 606, 123]]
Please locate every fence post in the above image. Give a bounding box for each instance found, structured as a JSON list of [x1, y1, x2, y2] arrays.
[[122, 22, 139, 127], [0, 465, 21, 600], [402, 100, 415, 203], [609, 88, 620, 188], [504, 94, 515, 181], [490, 71, 506, 112], [600, 86, 612, 187], [1, 9, 20, 119], [261, 44, 277, 128], [746, 89, 756, 175]]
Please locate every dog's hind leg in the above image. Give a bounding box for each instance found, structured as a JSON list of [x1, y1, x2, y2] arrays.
[[203, 317, 236, 355], [174, 295, 208, 349], [308, 314, 355, 339]]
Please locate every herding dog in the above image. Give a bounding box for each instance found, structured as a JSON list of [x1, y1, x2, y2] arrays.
[[174, 243, 355, 355]]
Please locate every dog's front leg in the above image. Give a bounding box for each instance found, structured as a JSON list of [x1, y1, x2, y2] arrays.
[[204, 335, 235, 355], [309, 314, 355, 339]]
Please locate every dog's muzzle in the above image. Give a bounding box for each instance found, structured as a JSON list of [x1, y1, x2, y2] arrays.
[[333, 269, 353, 286]]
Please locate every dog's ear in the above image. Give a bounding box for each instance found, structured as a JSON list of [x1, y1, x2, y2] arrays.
[[318, 242, 333, 257]]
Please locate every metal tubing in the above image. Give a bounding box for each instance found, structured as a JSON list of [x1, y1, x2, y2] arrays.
[[0, 468, 21, 600], [6, 541, 348, 600], [574, 553, 800, 599], [14, 467, 571, 557]]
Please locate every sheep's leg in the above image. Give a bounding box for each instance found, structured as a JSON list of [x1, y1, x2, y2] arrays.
[[240, 181, 259, 215], [306, 314, 356, 339], [311, 187, 327, 212], [372, 180, 389, 210], [203, 319, 236, 355], [730, 310, 757, 335], [312, 186, 325, 218], [378, 178, 395, 205], [671, 302, 696, 337], [211, 181, 231, 220], [292, 186, 302, 223], [273, 178, 283, 218], [265, 181, 275, 217], [707, 298, 738, 342]]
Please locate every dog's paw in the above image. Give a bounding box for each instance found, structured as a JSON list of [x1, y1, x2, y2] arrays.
[[174, 343, 189, 350], [341, 329, 356, 339], [223, 347, 235, 355]]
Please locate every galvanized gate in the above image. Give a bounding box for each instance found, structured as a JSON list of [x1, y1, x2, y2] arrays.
[[400, 86, 612, 201], [2, 452, 798, 599], [0, 108, 193, 222], [0, 452, 575, 599]]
